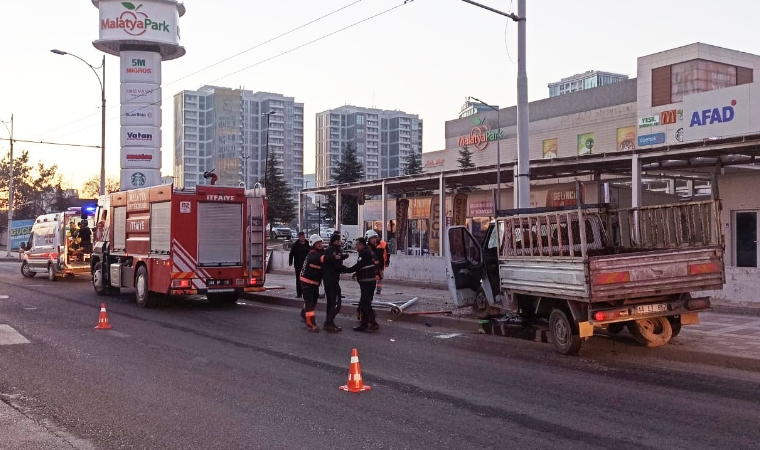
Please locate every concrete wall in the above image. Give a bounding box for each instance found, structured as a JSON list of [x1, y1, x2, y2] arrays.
[[269, 250, 448, 287]]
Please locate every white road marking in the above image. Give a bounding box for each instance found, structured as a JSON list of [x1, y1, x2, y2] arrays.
[[434, 333, 462, 339], [0, 295, 8, 299], [0, 325, 30, 345]]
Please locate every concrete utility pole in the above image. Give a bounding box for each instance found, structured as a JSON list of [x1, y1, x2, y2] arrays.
[[461, 0, 530, 208], [2, 115, 13, 257]]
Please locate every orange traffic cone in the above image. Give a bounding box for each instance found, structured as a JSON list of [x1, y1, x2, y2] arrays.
[[94, 303, 112, 330], [339, 348, 371, 393]]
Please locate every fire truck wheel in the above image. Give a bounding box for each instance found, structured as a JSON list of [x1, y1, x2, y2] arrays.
[[135, 265, 155, 308], [20, 261, 36, 278], [93, 262, 116, 296], [549, 308, 582, 355], [207, 292, 240, 306], [628, 317, 673, 347]]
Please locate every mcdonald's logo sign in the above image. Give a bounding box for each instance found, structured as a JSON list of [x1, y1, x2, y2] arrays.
[[660, 109, 680, 125]]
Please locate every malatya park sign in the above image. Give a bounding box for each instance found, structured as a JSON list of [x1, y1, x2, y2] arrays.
[[457, 116, 504, 150]]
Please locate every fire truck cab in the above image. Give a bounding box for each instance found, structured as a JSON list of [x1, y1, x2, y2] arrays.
[[91, 184, 267, 307]]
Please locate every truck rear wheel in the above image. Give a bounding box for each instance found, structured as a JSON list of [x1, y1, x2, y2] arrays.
[[207, 292, 240, 306], [628, 317, 673, 347], [668, 316, 682, 338], [549, 309, 582, 355], [135, 265, 156, 308]]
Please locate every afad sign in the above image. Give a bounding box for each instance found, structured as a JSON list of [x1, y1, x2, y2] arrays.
[[101, 2, 171, 37], [457, 117, 503, 150], [689, 100, 736, 128]]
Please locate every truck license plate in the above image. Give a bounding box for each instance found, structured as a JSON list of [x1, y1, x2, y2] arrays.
[[207, 279, 232, 287], [637, 303, 667, 314]]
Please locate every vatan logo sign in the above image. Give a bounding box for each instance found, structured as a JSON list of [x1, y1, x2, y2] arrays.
[[457, 117, 503, 151], [101, 3, 171, 37], [131, 172, 147, 187]]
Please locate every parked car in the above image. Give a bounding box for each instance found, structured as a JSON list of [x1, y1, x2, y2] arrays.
[[270, 226, 292, 240], [291, 230, 298, 239]]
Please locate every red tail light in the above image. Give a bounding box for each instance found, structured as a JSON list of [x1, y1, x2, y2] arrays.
[[171, 279, 191, 288], [594, 310, 621, 322], [249, 277, 258, 285]]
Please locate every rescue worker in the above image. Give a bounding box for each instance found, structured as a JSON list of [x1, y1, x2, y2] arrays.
[[288, 231, 311, 298], [344, 237, 380, 332], [299, 234, 327, 332], [78, 220, 93, 254], [322, 232, 349, 333], [365, 230, 390, 294]]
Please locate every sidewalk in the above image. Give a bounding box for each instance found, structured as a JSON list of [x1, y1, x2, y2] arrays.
[[260, 270, 760, 369], [0, 399, 80, 450]]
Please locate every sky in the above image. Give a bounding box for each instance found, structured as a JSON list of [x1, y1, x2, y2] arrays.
[[1, 0, 758, 192]]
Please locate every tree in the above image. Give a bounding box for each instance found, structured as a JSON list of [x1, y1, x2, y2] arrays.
[[404, 152, 423, 176], [0, 150, 60, 232], [457, 145, 475, 169], [325, 143, 364, 225], [265, 151, 296, 233], [81, 175, 120, 199]]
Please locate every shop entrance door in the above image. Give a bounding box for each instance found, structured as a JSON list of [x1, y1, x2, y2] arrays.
[[734, 211, 758, 267]]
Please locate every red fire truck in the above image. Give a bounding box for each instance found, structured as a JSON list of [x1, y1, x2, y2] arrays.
[[91, 183, 267, 307]]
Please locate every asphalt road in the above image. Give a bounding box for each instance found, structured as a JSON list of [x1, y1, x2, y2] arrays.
[[0, 261, 759, 450]]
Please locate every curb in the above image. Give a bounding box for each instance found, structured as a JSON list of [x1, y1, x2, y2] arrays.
[[712, 304, 760, 317], [246, 291, 760, 371], [242, 292, 480, 333]]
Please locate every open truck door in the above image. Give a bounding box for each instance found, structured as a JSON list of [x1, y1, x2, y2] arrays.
[[445, 226, 484, 308]]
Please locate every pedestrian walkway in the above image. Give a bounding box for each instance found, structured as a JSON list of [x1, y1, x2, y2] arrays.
[[262, 271, 760, 363], [0, 398, 79, 450]]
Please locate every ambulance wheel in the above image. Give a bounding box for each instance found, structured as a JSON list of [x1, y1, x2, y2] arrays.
[[135, 265, 155, 308], [20, 261, 36, 278], [93, 262, 116, 296], [47, 264, 57, 282], [207, 292, 240, 306]]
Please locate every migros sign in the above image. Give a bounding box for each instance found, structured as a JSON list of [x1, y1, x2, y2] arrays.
[[101, 2, 171, 37], [457, 116, 503, 150]]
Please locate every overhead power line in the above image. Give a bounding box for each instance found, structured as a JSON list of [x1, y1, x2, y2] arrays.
[[0, 137, 101, 149], [30, 0, 364, 141], [50, 0, 416, 141]]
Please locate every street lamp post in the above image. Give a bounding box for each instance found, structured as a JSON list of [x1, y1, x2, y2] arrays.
[[51, 49, 106, 196], [469, 96, 501, 212], [2, 115, 13, 257], [461, 0, 529, 208], [262, 110, 276, 187], [303, 180, 310, 233]]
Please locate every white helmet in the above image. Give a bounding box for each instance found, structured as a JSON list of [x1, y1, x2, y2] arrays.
[[309, 234, 323, 246], [365, 230, 379, 239]]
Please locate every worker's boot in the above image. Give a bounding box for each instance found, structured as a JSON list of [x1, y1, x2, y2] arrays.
[[305, 314, 319, 332]]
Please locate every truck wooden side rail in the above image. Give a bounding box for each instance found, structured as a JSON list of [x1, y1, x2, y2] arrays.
[[497, 200, 725, 302]]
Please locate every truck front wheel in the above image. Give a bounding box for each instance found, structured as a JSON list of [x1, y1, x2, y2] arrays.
[[549, 309, 582, 355], [628, 317, 673, 347], [135, 265, 155, 308], [93, 262, 117, 296]]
